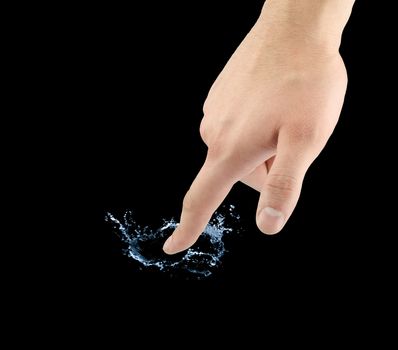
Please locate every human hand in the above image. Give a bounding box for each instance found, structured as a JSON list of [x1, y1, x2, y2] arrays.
[[163, 1, 353, 254]]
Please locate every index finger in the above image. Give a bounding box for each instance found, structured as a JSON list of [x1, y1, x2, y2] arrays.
[[162, 156, 238, 254]]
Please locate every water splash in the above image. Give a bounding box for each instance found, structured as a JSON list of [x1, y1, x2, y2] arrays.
[[105, 205, 240, 279]]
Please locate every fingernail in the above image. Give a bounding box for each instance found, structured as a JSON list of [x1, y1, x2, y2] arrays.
[[163, 235, 174, 254], [263, 207, 283, 218], [259, 207, 284, 234]]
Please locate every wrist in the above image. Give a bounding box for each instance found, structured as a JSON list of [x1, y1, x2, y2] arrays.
[[257, 0, 355, 54]]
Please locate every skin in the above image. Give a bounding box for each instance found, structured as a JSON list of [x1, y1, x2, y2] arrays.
[[163, 0, 356, 254]]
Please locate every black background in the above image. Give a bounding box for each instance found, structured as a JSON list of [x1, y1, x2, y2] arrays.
[[36, 0, 395, 318]]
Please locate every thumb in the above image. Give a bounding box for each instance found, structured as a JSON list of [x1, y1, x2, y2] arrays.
[[256, 133, 316, 235]]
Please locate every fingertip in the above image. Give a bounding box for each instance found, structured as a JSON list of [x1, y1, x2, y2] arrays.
[[162, 235, 174, 255], [256, 207, 285, 235], [162, 230, 193, 255]]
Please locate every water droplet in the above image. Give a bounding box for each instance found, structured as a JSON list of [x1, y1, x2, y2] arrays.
[[105, 205, 240, 279]]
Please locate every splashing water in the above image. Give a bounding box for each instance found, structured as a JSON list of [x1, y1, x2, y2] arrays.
[[105, 205, 240, 279]]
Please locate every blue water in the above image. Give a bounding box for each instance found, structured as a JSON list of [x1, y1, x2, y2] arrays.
[[105, 205, 240, 279]]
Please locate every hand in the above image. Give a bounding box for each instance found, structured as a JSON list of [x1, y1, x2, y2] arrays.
[[163, 3, 350, 254]]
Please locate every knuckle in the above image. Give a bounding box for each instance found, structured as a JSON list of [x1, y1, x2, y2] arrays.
[[207, 138, 228, 160], [266, 173, 298, 195], [203, 128, 232, 159], [199, 116, 250, 168], [206, 136, 252, 173], [182, 192, 208, 217]]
